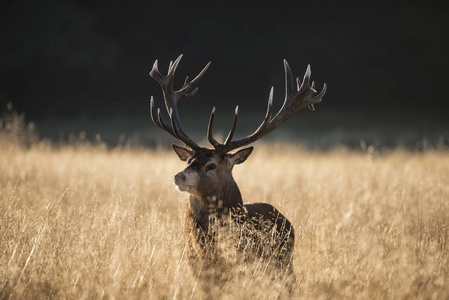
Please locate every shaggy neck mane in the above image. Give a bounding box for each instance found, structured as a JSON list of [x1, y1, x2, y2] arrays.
[[187, 173, 244, 231]]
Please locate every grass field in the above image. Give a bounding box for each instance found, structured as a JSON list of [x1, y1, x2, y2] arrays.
[[1, 116, 448, 298]]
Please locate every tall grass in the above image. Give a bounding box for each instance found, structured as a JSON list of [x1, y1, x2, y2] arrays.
[[0, 110, 448, 299]]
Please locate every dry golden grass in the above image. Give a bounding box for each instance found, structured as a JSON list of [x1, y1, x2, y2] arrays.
[[1, 137, 448, 299]]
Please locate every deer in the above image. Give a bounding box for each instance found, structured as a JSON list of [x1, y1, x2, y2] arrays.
[[148, 55, 326, 280]]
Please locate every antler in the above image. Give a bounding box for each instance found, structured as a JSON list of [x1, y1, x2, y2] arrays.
[[149, 54, 210, 150], [208, 60, 327, 154]]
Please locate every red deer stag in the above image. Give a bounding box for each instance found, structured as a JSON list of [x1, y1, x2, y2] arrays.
[[148, 55, 326, 277]]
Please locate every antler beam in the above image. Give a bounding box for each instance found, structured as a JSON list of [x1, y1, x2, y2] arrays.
[[207, 60, 327, 154], [149, 54, 210, 150], [149, 55, 327, 154]]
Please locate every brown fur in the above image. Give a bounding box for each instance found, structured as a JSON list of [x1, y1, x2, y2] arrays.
[[173, 146, 295, 277]]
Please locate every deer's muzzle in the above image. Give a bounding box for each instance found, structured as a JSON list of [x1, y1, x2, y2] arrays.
[[174, 172, 186, 184], [174, 171, 197, 192]]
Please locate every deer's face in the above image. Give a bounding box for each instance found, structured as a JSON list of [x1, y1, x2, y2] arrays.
[[172, 145, 253, 198]]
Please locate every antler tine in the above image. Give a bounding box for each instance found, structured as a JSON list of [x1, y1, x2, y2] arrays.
[[212, 61, 326, 154], [157, 108, 174, 133], [179, 61, 211, 95], [168, 55, 183, 78], [212, 88, 273, 154], [150, 96, 181, 136], [223, 106, 239, 146], [207, 107, 221, 149], [251, 87, 274, 136], [149, 55, 211, 150], [267, 63, 324, 128], [284, 60, 295, 97], [293, 65, 312, 100], [312, 83, 327, 102], [149, 96, 163, 129], [190, 62, 211, 86], [310, 80, 316, 92], [282, 64, 309, 109], [150, 60, 162, 80], [183, 87, 199, 98]]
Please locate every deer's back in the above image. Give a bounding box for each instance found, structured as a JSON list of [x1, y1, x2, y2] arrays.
[[244, 202, 294, 240]]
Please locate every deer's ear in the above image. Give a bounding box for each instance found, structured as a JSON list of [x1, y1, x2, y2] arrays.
[[228, 147, 253, 165], [172, 144, 193, 161]]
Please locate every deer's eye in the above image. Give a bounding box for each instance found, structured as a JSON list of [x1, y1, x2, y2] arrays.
[[187, 158, 193, 164], [206, 164, 216, 172]]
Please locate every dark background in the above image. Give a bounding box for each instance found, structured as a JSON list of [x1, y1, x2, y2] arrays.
[[1, 0, 448, 149]]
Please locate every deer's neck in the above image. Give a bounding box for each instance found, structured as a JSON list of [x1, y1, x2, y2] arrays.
[[187, 176, 243, 230]]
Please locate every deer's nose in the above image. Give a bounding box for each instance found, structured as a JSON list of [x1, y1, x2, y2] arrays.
[[174, 172, 186, 184]]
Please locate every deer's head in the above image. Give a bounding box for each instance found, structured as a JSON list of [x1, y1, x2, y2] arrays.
[[171, 145, 253, 198], [149, 55, 326, 201]]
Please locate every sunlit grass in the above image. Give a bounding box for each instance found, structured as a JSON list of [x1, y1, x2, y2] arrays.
[[1, 132, 448, 298]]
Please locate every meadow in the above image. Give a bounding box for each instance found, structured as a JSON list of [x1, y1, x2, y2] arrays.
[[1, 113, 448, 299]]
